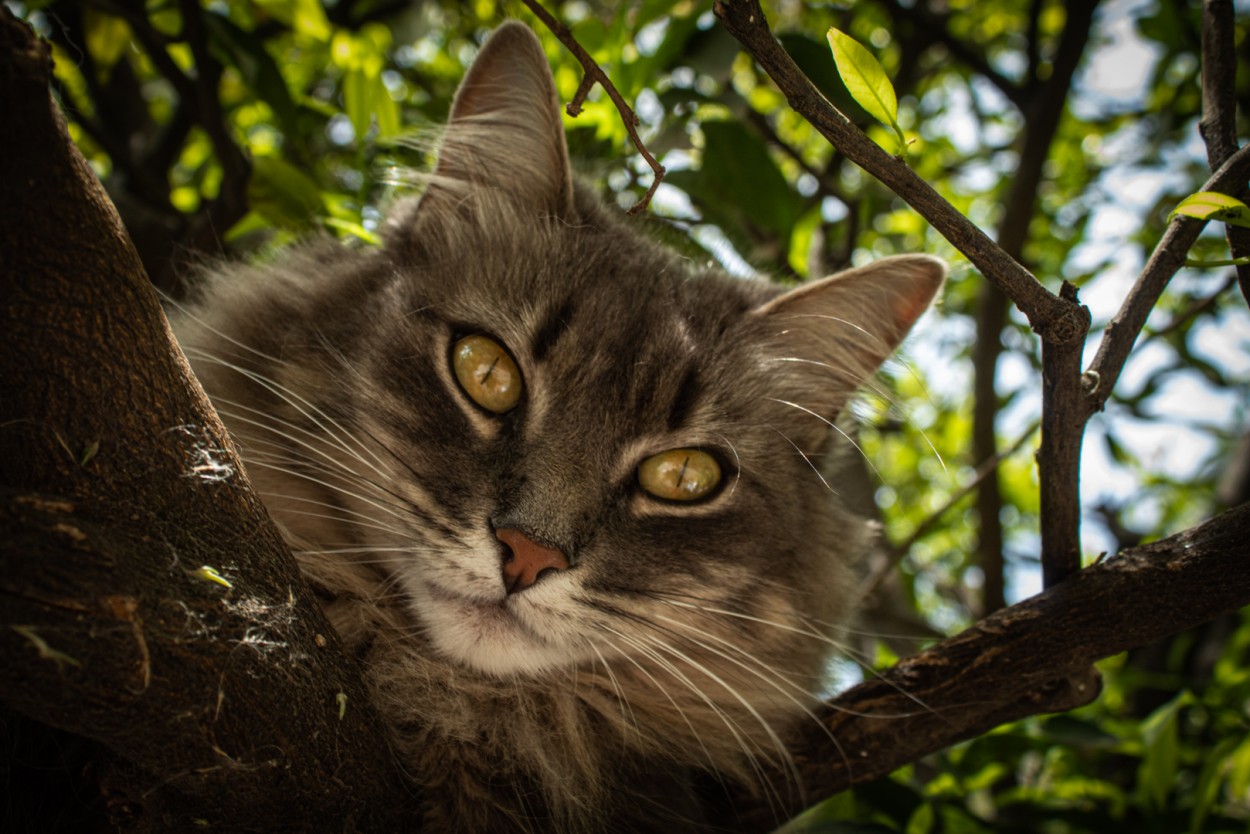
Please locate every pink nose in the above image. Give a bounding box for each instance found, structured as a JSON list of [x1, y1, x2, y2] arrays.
[[495, 528, 569, 594]]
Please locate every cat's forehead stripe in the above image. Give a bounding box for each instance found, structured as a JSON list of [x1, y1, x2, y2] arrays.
[[666, 366, 701, 432], [530, 295, 575, 362]]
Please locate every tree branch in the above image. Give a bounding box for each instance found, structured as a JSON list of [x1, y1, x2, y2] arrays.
[[519, 0, 666, 215], [1198, 0, 1250, 304], [0, 11, 414, 830], [718, 502, 1250, 832], [1085, 144, 1250, 416], [713, 0, 1085, 346]]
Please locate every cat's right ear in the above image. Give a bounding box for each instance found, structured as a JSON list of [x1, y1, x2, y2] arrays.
[[749, 254, 945, 429], [395, 22, 574, 230]]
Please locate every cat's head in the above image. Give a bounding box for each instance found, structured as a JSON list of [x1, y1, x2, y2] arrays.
[[183, 22, 943, 718]]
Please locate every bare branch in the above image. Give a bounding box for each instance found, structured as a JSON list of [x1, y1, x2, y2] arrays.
[[1039, 281, 1092, 585], [1199, 0, 1250, 303], [519, 0, 666, 215], [1086, 144, 1250, 416], [713, 0, 1084, 347]]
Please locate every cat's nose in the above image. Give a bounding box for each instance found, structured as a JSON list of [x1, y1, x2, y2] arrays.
[[495, 528, 569, 594]]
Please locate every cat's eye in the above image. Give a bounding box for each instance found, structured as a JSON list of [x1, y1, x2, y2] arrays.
[[452, 334, 523, 413], [637, 449, 722, 502]]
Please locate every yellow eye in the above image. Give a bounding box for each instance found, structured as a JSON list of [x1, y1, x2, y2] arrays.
[[452, 335, 523, 413], [638, 449, 722, 502]]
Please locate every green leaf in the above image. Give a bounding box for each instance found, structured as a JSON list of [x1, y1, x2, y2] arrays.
[[664, 120, 804, 264], [248, 156, 325, 229], [253, 0, 331, 41], [322, 217, 381, 244], [342, 67, 373, 141], [1137, 690, 1193, 810], [83, 9, 132, 79], [1169, 191, 1250, 228], [1190, 735, 1242, 833], [203, 12, 301, 139], [826, 27, 905, 153], [904, 802, 935, 834]]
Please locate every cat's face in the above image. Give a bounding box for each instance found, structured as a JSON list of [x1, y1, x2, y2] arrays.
[[179, 22, 943, 697], [340, 208, 859, 678]]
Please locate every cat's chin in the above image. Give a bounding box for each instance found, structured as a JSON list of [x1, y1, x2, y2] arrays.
[[411, 580, 587, 678]]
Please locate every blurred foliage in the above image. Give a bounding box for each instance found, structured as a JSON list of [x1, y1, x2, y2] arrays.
[[17, 0, 1250, 831]]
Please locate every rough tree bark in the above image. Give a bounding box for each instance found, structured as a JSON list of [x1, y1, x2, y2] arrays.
[[3, 6, 1249, 834], [0, 12, 414, 833]]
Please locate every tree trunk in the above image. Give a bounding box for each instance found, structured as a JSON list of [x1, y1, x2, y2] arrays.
[[0, 13, 415, 832]]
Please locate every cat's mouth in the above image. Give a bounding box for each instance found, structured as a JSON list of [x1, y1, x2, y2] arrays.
[[424, 582, 535, 635], [415, 577, 585, 677]]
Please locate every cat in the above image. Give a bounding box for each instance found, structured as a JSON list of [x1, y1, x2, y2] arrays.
[[173, 20, 944, 834]]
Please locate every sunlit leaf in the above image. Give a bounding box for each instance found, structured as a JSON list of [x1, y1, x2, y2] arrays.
[[342, 68, 372, 141], [826, 26, 905, 154], [202, 12, 301, 138], [1169, 191, 1250, 227], [253, 0, 332, 41]]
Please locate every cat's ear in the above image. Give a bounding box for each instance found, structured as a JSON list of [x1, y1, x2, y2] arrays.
[[425, 22, 574, 218], [751, 254, 945, 419]]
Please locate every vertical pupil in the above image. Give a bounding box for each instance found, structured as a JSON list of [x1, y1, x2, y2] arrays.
[[675, 455, 691, 490], [480, 355, 501, 386]]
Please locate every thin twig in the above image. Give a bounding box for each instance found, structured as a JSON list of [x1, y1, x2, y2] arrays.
[[519, 0, 666, 215], [1142, 272, 1238, 345], [1085, 143, 1250, 416]]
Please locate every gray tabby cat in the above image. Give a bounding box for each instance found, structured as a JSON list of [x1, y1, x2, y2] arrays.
[[174, 21, 943, 834]]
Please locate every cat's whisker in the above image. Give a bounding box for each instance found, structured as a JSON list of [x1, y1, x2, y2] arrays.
[[768, 398, 883, 482], [251, 488, 413, 537], [711, 431, 743, 497], [248, 448, 446, 535], [768, 426, 837, 494], [605, 610, 799, 783], [637, 626, 800, 785], [585, 643, 637, 737], [242, 458, 416, 527], [597, 624, 766, 784], [209, 396, 362, 472], [220, 356, 391, 476], [649, 611, 845, 792], [186, 350, 391, 477], [650, 592, 938, 722]]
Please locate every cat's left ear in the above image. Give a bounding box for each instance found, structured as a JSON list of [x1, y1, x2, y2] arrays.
[[751, 254, 945, 415]]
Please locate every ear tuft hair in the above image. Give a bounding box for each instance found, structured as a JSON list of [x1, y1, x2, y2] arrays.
[[752, 254, 946, 419]]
